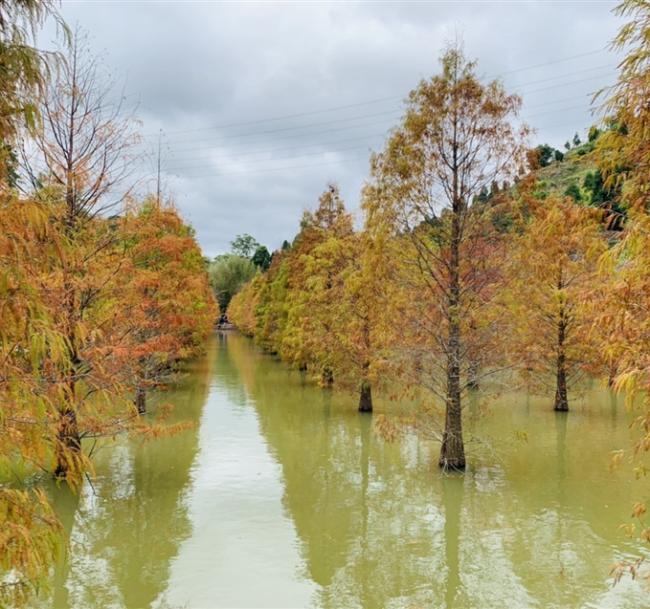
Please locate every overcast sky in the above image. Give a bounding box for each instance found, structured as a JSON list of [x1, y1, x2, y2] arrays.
[[46, 0, 622, 257]]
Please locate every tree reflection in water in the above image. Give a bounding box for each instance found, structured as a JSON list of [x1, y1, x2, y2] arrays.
[[228, 332, 650, 609], [37, 332, 650, 609], [43, 337, 215, 609]]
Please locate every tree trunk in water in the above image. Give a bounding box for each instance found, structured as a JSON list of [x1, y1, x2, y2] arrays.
[[57, 266, 81, 479], [554, 361, 569, 412], [440, 372, 465, 470], [554, 305, 569, 412], [439, 209, 465, 471], [136, 385, 146, 414], [321, 366, 334, 387], [54, 407, 81, 479], [55, 335, 81, 479], [467, 359, 479, 390], [607, 363, 617, 388], [358, 381, 373, 413]]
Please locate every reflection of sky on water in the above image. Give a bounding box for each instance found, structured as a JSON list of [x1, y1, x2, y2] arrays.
[[160, 362, 316, 609]]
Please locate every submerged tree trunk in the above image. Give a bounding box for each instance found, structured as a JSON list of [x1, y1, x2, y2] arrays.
[[54, 407, 81, 479], [554, 305, 569, 412], [56, 308, 82, 479], [467, 359, 479, 390], [321, 366, 334, 387], [607, 363, 617, 388], [439, 210, 466, 471], [358, 360, 372, 413], [554, 360, 569, 412], [136, 385, 146, 415], [440, 366, 465, 470], [358, 381, 373, 413]]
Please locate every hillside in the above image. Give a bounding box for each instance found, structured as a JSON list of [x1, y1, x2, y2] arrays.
[[535, 146, 597, 198], [529, 134, 624, 228]]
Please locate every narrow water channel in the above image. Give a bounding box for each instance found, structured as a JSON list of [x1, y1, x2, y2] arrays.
[[44, 331, 650, 609]]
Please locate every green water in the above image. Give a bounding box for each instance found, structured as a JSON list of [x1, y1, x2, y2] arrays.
[[43, 331, 650, 609]]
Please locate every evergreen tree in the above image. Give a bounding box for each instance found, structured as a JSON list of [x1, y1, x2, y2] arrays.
[[252, 245, 272, 271], [564, 183, 582, 202]]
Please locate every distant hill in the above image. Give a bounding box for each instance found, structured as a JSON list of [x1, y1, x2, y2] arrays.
[[524, 133, 624, 230], [535, 144, 597, 200]]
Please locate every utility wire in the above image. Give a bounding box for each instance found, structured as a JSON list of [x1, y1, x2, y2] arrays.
[[174, 116, 599, 181], [142, 48, 609, 138], [156, 83, 608, 167], [134, 52, 615, 181], [172, 155, 369, 180], [161, 115, 403, 154], [166, 133, 388, 167], [148, 70, 615, 154], [169, 100, 593, 175], [170, 143, 380, 174], [160, 90, 600, 168]]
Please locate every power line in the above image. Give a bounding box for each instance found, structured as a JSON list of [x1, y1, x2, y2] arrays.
[[158, 85, 607, 173], [155, 69, 613, 149], [142, 47, 609, 139], [165, 132, 388, 168], [151, 109, 402, 148], [516, 72, 616, 96], [507, 63, 613, 89], [168, 142, 383, 174], [162, 90, 597, 165], [132, 54, 615, 182], [170, 121, 588, 182], [173, 114, 600, 182], [172, 155, 369, 181], [146, 96, 400, 137], [164, 101, 595, 175], [161, 115, 402, 155], [156, 88, 607, 170], [495, 48, 607, 77], [143, 70, 614, 156]]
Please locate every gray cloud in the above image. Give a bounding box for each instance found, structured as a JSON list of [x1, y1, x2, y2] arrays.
[[47, 0, 621, 257]]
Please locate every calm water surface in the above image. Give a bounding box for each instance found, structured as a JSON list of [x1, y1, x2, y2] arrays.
[[44, 332, 650, 609]]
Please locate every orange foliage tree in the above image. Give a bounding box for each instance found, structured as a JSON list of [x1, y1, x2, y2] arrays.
[[363, 45, 527, 469], [229, 185, 394, 413], [594, 0, 650, 579], [0, 3, 70, 601], [118, 197, 217, 414], [228, 274, 263, 338], [0, 197, 63, 603], [281, 185, 354, 387], [501, 194, 606, 411]]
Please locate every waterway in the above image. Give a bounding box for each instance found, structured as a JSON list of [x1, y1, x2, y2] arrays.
[[43, 331, 650, 608]]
